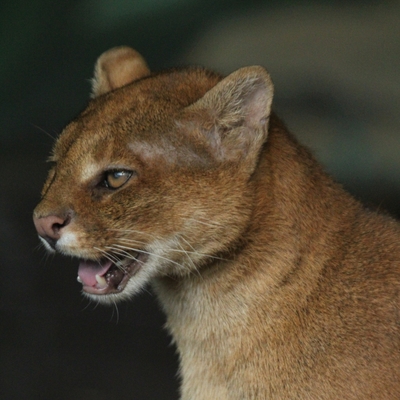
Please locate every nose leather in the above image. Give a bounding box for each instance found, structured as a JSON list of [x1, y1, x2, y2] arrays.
[[33, 214, 69, 249]]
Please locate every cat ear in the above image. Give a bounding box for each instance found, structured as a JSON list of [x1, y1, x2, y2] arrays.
[[186, 66, 274, 170], [91, 46, 150, 98]]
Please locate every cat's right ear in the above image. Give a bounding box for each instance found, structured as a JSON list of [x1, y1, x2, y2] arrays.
[[91, 46, 150, 98]]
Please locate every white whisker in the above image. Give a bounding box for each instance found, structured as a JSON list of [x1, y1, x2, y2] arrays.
[[120, 236, 227, 261], [117, 237, 148, 246], [178, 235, 197, 253], [108, 228, 158, 240], [104, 246, 146, 266], [112, 243, 189, 271], [183, 216, 224, 227], [94, 247, 119, 262], [176, 239, 202, 280], [104, 246, 135, 259], [96, 225, 228, 281], [93, 247, 127, 273], [111, 298, 120, 324]]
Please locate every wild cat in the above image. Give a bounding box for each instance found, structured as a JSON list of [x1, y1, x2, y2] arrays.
[[34, 46, 400, 399]]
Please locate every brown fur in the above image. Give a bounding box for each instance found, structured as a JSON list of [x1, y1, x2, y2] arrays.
[[33, 46, 400, 399]]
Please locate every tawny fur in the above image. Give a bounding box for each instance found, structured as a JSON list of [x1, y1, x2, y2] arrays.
[[33, 46, 400, 399]]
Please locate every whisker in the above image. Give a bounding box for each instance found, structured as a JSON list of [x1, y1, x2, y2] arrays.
[[30, 123, 57, 141], [103, 246, 146, 266], [108, 228, 158, 240], [109, 226, 227, 260], [180, 234, 230, 261], [93, 247, 127, 273], [119, 236, 226, 260], [182, 216, 224, 227], [115, 243, 205, 279], [176, 240, 202, 280], [174, 247, 228, 261], [178, 235, 197, 253], [81, 298, 93, 312], [117, 237, 148, 246], [112, 244, 188, 271], [105, 247, 134, 259], [93, 247, 119, 263], [111, 298, 120, 324], [176, 240, 195, 266]]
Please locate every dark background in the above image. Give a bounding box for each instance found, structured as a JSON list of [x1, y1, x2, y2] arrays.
[[1, 1, 399, 399]]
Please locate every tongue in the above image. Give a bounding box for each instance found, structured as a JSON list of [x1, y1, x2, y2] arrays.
[[78, 259, 113, 287]]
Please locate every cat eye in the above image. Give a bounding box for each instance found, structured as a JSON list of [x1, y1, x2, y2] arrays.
[[102, 170, 133, 189]]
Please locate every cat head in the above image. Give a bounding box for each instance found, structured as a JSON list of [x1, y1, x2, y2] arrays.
[[33, 46, 274, 303]]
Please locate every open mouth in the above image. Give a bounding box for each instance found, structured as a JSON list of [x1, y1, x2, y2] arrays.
[[77, 252, 147, 295]]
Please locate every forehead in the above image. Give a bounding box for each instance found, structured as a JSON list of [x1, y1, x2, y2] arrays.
[[52, 67, 221, 162]]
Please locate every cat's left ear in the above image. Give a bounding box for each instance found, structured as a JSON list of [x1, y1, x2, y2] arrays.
[[91, 46, 150, 98], [186, 66, 274, 172]]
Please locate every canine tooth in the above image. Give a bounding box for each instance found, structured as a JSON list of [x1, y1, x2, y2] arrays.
[[95, 274, 107, 287], [77, 276, 82, 283]]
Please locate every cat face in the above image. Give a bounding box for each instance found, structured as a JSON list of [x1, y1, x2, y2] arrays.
[[33, 47, 273, 303]]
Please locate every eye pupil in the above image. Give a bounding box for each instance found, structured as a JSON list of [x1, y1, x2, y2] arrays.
[[103, 170, 132, 189]]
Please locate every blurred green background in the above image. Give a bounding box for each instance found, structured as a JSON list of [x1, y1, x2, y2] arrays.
[[1, 0, 399, 399]]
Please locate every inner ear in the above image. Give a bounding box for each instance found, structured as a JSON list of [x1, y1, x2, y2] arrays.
[[185, 66, 274, 166], [200, 66, 273, 129], [241, 82, 272, 128], [91, 46, 150, 98]]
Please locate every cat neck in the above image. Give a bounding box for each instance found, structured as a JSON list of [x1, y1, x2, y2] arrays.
[[153, 118, 360, 346]]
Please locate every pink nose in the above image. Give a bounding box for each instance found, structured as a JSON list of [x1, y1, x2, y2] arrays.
[[33, 214, 70, 249]]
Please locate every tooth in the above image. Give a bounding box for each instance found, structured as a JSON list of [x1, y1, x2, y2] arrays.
[[95, 274, 107, 288], [77, 276, 82, 283]]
